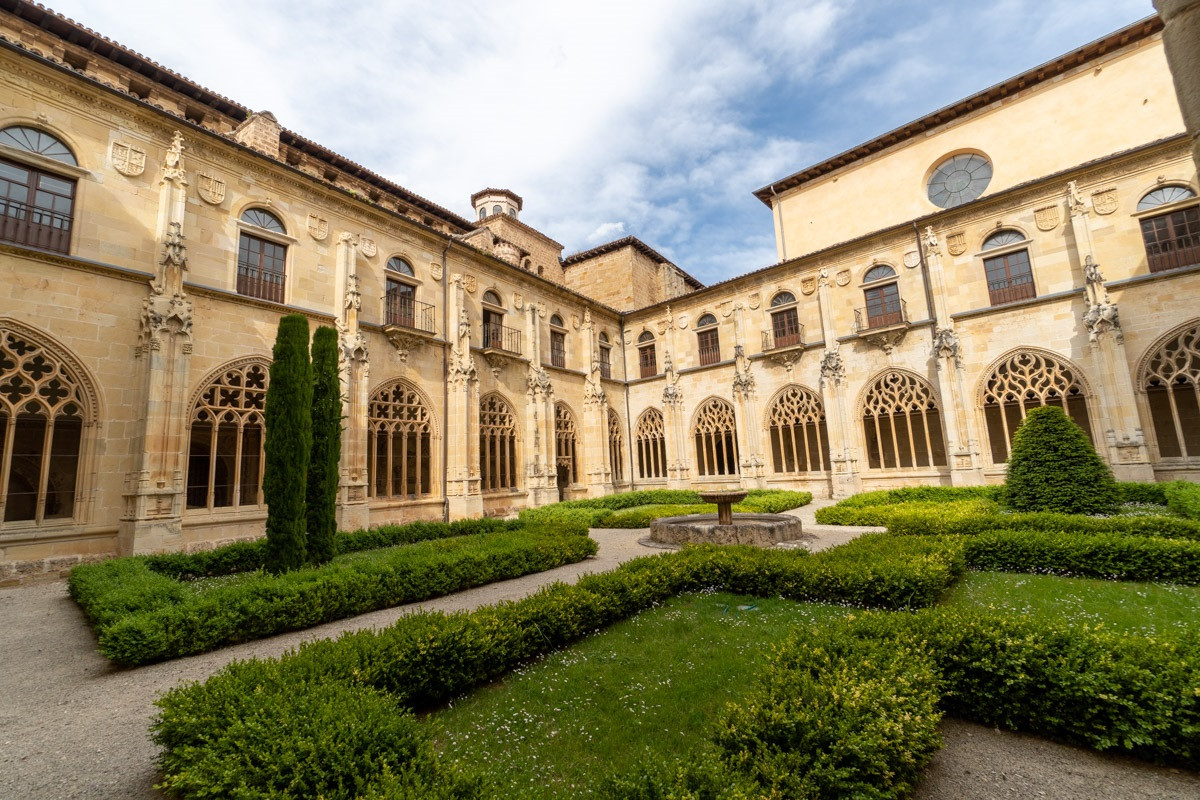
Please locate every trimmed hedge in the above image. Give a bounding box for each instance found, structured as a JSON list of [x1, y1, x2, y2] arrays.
[[962, 529, 1200, 584], [1003, 406, 1119, 515], [71, 523, 594, 666], [1166, 480, 1200, 520], [154, 533, 1200, 798], [884, 505, 1200, 540]]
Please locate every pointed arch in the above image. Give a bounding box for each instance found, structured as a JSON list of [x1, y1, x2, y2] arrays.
[[607, 408, 624, 483], [554, 401, 579, 485], [860, 369, 947, 470], [368, 378, 439, 499], [185, 356, 271, 511], [634, 408, 667, 480], [0, 319, 98, 524], [691, 397, 739, 476], [764, 384, 830, 474], [977, 348, 1094, 463], [479, 392, 518, 492], [1137, 320, 1200, 461]]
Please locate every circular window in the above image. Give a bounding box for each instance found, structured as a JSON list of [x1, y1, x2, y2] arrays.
[[927, 153, 992, 209]]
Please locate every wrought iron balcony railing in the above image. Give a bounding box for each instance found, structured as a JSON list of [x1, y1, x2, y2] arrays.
[[1147, 232, 1200, 274], [0, 198, 72, 254], [482, 322, 522, 355], [762, 321, 805, 352], [854, 299, 908, 333], [384, 293, 437, 335]]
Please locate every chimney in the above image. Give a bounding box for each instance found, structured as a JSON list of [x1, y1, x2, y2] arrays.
[[232, 111, 282, 158]]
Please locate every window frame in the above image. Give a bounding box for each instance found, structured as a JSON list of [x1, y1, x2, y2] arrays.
[[549, 315, 567, 369], [235, 209, 294, 304], [696, 313, 720, 367], [1133, 188, 1200, 275], [0, 129, 86, 256], [977, 230, 1037, 306], [637, 331, 657, 378]]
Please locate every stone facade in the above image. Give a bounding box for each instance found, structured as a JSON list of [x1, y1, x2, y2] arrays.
[[0, 4, 1198, 582]]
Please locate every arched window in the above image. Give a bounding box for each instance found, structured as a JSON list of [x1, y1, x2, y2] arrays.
[[861, 371, 947, 470], [555, 402, 578, 486], [637, 331, 657, 378], [608, 409, 624, 483], [981, 351, 1093, 463], [635, 409, 667, 479], [1142, 323, 1200, 460], [927, 152, 992, 208], [696, 313, 720, 366], [859, 266, 903, 330], [767, 291, 802, 350], [598, 331, 612, 379], [368, 381, 434, 499], [186, 361, 268, 510], [693, 398, 739, 476], [385, 257, 424, 330], [492, 204, 502, 215], [478, 207, 487, 221], [479, 394, 518, 492], [0, 325, 87, 523], [1138, 186, 1199, 274], [767, 386, 830, 474], [481, 291, 512, 351], [238, 208, 287, 303], [549, 314, 566, 368], [980, 230, 1035, 305], [0, 126, 77, 253]]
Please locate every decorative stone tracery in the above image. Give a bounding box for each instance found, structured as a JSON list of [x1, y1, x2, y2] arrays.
[[861, 371, 947, 470], [635, 408, 667, 480], [692, 397, 739, 477], [368, 380, 435, 499], [1141, 322, 1200, 460], [766, 385, 830, 474], [185, 360, 268, 510], [980, 350, 1093, 462]]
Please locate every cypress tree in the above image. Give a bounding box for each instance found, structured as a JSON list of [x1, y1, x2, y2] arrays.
[[1003, 405, 1119, 515], [306, 325, 342, 565], [263, 314, 312, 573]]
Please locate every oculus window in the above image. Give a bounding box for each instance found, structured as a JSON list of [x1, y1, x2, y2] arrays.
[[927, 153, 992, 209]]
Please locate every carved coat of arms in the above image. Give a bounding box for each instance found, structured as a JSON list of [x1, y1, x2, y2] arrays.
[[307, 214, 328, 241], [945, 233, 967, 256], [197, 172, 226, 205], [430, 261, 443, 280], [903, 250, 922, 267], [1091, 188, 1118, 215], [463, 274, 477, 294], [835, 270, 851, 287], [111, 141, 145, 177], [359, 236, 377, 257], [1034, 205, 1060, 231], [801, 277, 816, 295], [747, 292, 761, 310]]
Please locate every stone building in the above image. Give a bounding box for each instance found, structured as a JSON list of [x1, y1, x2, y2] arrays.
[[0, 3, 1196, 581]]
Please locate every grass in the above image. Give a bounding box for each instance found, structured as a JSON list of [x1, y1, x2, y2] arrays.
[[429, 591, 851, 799], [942, 570, 1200, 637]]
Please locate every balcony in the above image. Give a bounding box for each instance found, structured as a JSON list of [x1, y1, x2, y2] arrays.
[[698, 343, 721, 367], [481, 322, 522, 356], [236, 266, 286, 304], [550, 344, 566, 369], [986, 274, 1036, 306], [1147, 232, 1200, 274], [384, 294, 436, 335], [762, 321, 805, 353], [853, 300, 910, 354], [599, 358, 612, 380], [0, 199, 72, 254], [382, 294, 438, 360]]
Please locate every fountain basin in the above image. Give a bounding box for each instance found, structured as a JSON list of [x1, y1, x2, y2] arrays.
[[649, 512, 808, 547]]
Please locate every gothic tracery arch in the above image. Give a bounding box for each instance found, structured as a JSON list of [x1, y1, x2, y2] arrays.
[[634, 408, 667, 480], [979, 349, 1093, 462], [1139, 321, 1200, 460], [692, 397, 739, 476], [860, 370, 947, 469], [607, 408, 624, 483], [554, 402, 579, 485], [0, 321, 94, 523], [368, 379, 436, 499], [766, 384, 830, 474], [185, 358, 269, 510], [479, 393, 518, 492]]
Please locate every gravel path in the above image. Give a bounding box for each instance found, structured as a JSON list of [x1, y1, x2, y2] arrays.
[[2, 501, 1197, 799]]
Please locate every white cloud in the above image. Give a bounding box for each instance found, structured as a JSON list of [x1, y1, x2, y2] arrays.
[[585, 222, 626, 244]]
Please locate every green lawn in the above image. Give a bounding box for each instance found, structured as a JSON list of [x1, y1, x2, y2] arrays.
[[942, 570, 1200, 636], [429, 591, 850, 799]]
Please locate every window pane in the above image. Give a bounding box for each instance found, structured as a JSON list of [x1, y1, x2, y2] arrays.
[[4, 414, 46, 521], [42, 416, 81, 519]]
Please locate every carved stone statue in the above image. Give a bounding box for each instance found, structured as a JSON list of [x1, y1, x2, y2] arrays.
[[922, 225, 939, 254], [161, 131, 186, 184], [1083, 301, 1121, 342], [732, 344, 755, 397], [1067, 180, 1087, 215], [1083, 255, 1105, 285], [662, 351, 682, 405], [933, 327, 960, 362], [819, 345, 845, 384]]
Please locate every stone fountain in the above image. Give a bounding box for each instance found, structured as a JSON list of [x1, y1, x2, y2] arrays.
[[648, 489, 809, 547]]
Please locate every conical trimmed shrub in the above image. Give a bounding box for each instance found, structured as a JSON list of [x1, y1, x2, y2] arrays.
[[1003, 405, 1118, 515], [306, 325, 342, 565], [264, 314, 313, 573]]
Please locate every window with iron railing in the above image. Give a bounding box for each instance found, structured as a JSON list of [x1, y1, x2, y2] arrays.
[[697, 327, 720, 366], [862, 284, 904, 330], [983, 249, 1036, 305], [767, 307, 803, 350], [599, 345, 612, 379], [237, 232, 286, 303], [384, 281, 436, 334], [1141, 206, 1200, 274], [0, 158, 75, 254]]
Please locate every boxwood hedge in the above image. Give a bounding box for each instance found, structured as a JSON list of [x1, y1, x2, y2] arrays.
[[520, 489, 812, 528]]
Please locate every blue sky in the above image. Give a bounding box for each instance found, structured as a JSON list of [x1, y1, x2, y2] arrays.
[[48, 1, 1153, 285]]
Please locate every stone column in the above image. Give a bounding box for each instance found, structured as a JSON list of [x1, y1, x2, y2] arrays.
[[523, 302, 558, 506], [814, 269, 861, 497], [1068, 184, 1155, 481], [335, 232, 370, 531], [446, 274, 483, 518], [1155, 0, 1200, 169], [580, 310, 613, 496], [661, 351, 690, 488], [119, 131, 194, 555], [921, 227, 984, 485], [732, 344, 766, 488]]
